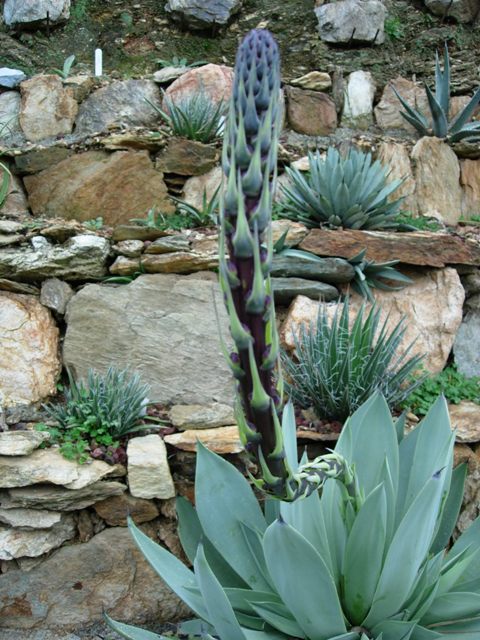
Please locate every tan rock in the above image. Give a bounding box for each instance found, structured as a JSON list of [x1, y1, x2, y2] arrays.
[[281, 268, 464, 374], [0, 431, 50, 456], [24, 150, 174, 226], [113, 239, 144, 258], [165, 425, 242, 454], [183, 165, 224, 210], [1, 481, 126, 511], [163, 63, 233, 109], [0, 91, 22, 139], [155, 138, 219, 176], [62, 73, 95, 102], [0, 507, 62, 529], [127, 435, 175, 500], [169, 403, 235, 429], [285, 86, 337, 136], [141, 252, 219, 274], [460, 158, 480, 218], [271, 219, 309, 247], [374, 76, 427, 132], [299, 228, 480, 267], [14, 146, 73, 174], [93, 492, 160, 526], [0, 170, 29, 219], [19, 75, 78, 142], [0, 448, 121, 489], [377, 141, 417, 215], [0, 514, 76, 560], [412, 137, 462, 224], [449, 401, 480, 443], [290, 71, 331, 91], [454, 444, 480, 533], [0, 292, 60, 406], [144, 236, 190, 254]]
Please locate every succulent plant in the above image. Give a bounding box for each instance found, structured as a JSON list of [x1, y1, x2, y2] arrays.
[[278, 148, 404, 230], [349, 248, 413, 302], [394, 44, 480, 143]]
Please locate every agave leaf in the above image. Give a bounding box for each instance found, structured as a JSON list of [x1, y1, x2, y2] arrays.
[[410, 627, 443, 640], [398, 110, 431, 136], [195, 544, 247, 640], [371, 619, 417, 640], [431, 616, 480, 634], [178, 618, 215, 635], [363, 472, 445, 627], [223, 587, 283, 612], [239, 522, 274, 590], [263, 519, 347, 640], [241, 629, 289, 640], [435, 45, 450, 117], [104, 613, 172, 639], [435, 548, 479, 599], [281, 400, 298, 470], [343, 485, 387, 624], [250, 603, 306, 637], [421, 592, 480, 626], [319, 480, 348, 586], [449, 84, 480, 135], [430, 463, 467, 554], [195, 443, 271, 591], [392, 87, 430, 132], [425, 85, 448, 138]]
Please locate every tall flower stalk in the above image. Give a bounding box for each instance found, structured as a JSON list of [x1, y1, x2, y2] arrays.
[[219, 30, 354, 501]]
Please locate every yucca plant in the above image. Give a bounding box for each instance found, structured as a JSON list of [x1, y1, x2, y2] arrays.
[[146, 91, 226, 143], [278, 148, 404, 230], [282, 299, 425, 422], [394, 44, 480, 143], [349, 249, 413, 302], [106, 29, 480, 640], [170, 185, 221, 226]]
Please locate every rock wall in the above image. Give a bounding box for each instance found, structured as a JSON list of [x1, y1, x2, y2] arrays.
[[1, 61, 480, 635]]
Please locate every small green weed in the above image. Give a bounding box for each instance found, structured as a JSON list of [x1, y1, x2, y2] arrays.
[[171, 186, 220, 227], [156, 56, 207, 69], [70, 0, 90, 21], [52, 54, 76, 80], [385, 17, 405, 40], [394, 212, 442, 232], [131, 201, 215, 232], [83, 216, 104, 231], [401, 365, 480, 416]]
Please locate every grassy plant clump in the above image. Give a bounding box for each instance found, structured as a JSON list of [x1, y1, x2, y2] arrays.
[[402, 364, 480, 416], [38, 367, 160, 463], [282, 300, 424, 422], [147, 91, 225, 143], [278, 148, 404, 230], [394, 212, 442, 232], [171, 186, 220, 227]]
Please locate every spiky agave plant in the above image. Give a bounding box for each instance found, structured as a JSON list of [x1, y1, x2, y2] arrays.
[[106, 29, 480, 640], [394, 43, 480, 143]]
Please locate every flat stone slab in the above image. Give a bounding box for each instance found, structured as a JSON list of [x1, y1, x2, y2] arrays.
[[449, 401, 480, 443], [271, 255, 354, 283], [299, 229, 480, 268], [272, 277, 339, 304], [0, 507, 62, 529], [0, 431, 50, 456], [0, 515, 75, 559], [165, 425, 241, 454], [169, 403, 235, 429]]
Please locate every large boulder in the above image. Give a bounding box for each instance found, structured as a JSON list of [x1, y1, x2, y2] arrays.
[[75, 80, 162, 135], [23, 150, 174, 225], [377, 141, 417, 215], [460, 158, 480, 219], [165, 0, 242, 28], [281, 268, 464, 375], [411, 136, 462, 225], [374, 77, 427, 132], [0, 68, 26, 89], [424, 0, 479, 23], [315, 0, 386, 45], [0, 91, 23, 141], [0, 527, 186, 631], [63, 274, 234, 406], [454, 311, 480, 377], [19, 75, 78, 142], [3, 0, 70, 26], [342, 70, 375, 129], [0, 293, 60, 406], [285, 86, 337, 136], [163, 63, 234, 110]]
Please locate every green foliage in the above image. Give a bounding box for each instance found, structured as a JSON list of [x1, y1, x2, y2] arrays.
[[83, 216, 104, 230], [349, 249, 413, 302], [395, 44, 480, 143], [0, 162, 11, 210], [41, 367, 158, 462], [103, 263, 145, 285], [402, 364, 480, 416], [156, 56, 207, 69], [282, 299, 425, 421], [278, 148, 404, 230], [70, 0, 90, 21], [384, 17, 405, 40], [394, 212, 442, 231], [53, 54, 76, 80], [146, 92, 225, 143], [107, 395, 480, 640], [171, 186, 220, 227]]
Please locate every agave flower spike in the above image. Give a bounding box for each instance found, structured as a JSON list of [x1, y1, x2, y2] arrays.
[[219, 29, 354, 501]]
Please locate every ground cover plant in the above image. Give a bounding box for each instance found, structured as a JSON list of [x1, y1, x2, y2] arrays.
[[107, 29, 480, 640]]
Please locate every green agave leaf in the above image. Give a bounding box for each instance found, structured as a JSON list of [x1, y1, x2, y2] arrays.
[[447, 515, 480, 589], [363, 472, 445, 628], [425, 85, 448, 138], [240, 522, 274, 590], [194, 544, 246, 640], [104, 614, 169, 640], [195, 443, 271, 591], [371, 619, 416, 640], [430, 463, 467, 554], [263, 518, 347, 640], [421, 592, 480, 626], [128, 518, 208, 620], [449, 85, 480, 135], [342, 485, 387, 624], [224, 587, 283, 612], [431, 616, 480, 633], [281, 400, 298, 469], [319, 480, 348, 586], [410, 626, 442, 640], [178, 618, 215, 635], [250, 602, 306, 637], [241, 629, 289, 640]]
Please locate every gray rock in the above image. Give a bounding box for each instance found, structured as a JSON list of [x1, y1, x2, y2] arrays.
[[153, 66, 190, 84], [0, 235, 110, 282], [424, 0, 479, 23], [144, 235, 190, 254], [0, 91, 22, 139], [0, 515, 75, 560], [315, 0, 386, 45], [271, 255, 355, 283], [0, 280, 40, 296], [3, 0, 71, 26], [0, 221, 24, 234], [0, 68, 26, 89], [0, 527, 186, 631], [272, 277, 339, 305], [112, 239, 144, 258], [169, 402, 235, 429], [127, 435, 175, 500], [0, 508, 62, 529], [75, 80, 162, 135], [454, 311, 480, 377], [166, 0, 242, 28], [0, 431, 50, 457], [40, 278, 74, 315], [63, 274, 234, 405], [0, 481, 126, 511]]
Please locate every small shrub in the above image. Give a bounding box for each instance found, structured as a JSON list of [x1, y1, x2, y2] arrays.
[[385, 16, 404, 40], [53, 54, 76, 80], [40, 367, 161, 462], [147, 91, 225, 143], [282, 299, 425, 422], [402, 364, 480, 416], [171, 185, 220, 227], [278, 147, 404, 230], [394, 211, 442, 231]]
